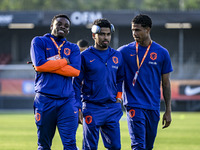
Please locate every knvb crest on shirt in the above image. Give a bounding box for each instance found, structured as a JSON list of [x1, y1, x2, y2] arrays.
[[64, 48, 71, 56], [112, 56, 118, 64], [150, 52, 157, 60]]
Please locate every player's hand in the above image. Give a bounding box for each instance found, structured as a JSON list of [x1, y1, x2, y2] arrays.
[[27, 61, 32, 64], [162, 111, 172, 129], [27, 62, 41, 74], [78, 109, 83, 125], [32, 65, 42, 74]]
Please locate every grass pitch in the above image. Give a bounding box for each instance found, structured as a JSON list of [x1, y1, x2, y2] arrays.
[[0, 111, 200, 150]]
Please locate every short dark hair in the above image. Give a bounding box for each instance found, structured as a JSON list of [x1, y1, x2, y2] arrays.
[[51, 14, 71, 25], [77, 39, 89, 47], [132, 14, 152, 28], [93, 18, 112, 29]]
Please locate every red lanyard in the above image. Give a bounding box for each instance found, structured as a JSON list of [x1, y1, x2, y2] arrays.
[[50, 37, 65, 59], [136, 40, 152, 70], [132, 41, 152, 86]]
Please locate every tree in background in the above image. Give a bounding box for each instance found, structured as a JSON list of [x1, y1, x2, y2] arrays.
[[0, 0, 200, 11]]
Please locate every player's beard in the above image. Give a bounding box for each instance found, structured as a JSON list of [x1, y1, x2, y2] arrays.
[[100, 40, 109, 49], [100, 44, 108, 49]]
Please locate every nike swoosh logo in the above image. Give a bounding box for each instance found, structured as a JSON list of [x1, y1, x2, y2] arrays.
[[90, 59, 95, 62], [130, 54, 136, 56], [184, 86, 200, 96], [46, 48, 52, 50], [74, 111, 78, 113]]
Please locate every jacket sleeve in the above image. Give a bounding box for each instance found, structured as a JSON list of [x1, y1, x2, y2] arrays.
[[34, 59, 68, 72], [51, 65, 80, 77], [116, 54, 124, 99], [73, 54, 85, 109]]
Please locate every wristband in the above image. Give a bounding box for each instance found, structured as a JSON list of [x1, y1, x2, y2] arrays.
[[117, 98, 122, 103]]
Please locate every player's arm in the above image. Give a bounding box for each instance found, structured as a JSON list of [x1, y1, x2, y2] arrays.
[[161, 72, 172, 129], [73, 71, 84, 124], [31, 37, 69, 72], [51, 65, 80, 77], [34, 59, 68, 72], [73, 66, 84, 108], [73, 55, 85, 124], [116, 54, 125, 103]]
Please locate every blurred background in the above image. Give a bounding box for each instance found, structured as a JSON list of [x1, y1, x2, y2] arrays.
[[0, 0, 200, 111]]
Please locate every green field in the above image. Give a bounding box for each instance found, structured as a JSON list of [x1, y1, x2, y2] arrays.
[[0, 111, 200, 150]]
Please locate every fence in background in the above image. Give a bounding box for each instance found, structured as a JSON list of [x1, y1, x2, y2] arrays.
[[0, 64, 200, 111]]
